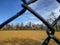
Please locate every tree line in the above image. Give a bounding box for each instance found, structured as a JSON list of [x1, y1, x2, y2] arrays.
[[1, 21, 60, 31], [1, 22, 46, 30]]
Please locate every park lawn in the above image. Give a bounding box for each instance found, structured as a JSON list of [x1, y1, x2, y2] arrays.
[[0, 30, 60, 45]]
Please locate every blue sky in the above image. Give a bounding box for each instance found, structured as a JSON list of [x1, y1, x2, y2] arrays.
[[0, 0, 60, 25]]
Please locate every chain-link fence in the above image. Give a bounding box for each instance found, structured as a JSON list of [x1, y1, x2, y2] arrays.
[[0, 0, 60, 45]]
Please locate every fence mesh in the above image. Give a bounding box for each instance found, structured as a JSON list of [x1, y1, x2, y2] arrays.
[[0, 0, 60, 45]]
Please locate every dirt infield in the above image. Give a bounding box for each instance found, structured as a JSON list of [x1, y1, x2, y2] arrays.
[[0, 30, 60, 45]]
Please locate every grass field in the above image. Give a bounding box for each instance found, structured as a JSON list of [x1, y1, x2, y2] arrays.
[[0, 30, 60, 45]]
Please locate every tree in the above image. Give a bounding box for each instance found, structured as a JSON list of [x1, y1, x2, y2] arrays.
[[47, 11, 60, 31], [15, 23, 20, 30], [5, 24, 13, 30]]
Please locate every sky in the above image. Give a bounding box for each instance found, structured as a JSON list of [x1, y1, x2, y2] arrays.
[[0, 0, 60, 25]]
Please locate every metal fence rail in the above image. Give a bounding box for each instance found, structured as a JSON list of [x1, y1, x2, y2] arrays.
[[0, 0, 60, 45]]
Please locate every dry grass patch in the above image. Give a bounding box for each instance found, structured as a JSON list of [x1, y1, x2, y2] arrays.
[[0, 30, 60, 45]]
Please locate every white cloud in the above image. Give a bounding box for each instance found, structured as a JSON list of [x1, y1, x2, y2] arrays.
[[24, 19, 42, 25], [54, 6, 60, 18], [21, 0, 60, 24]]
